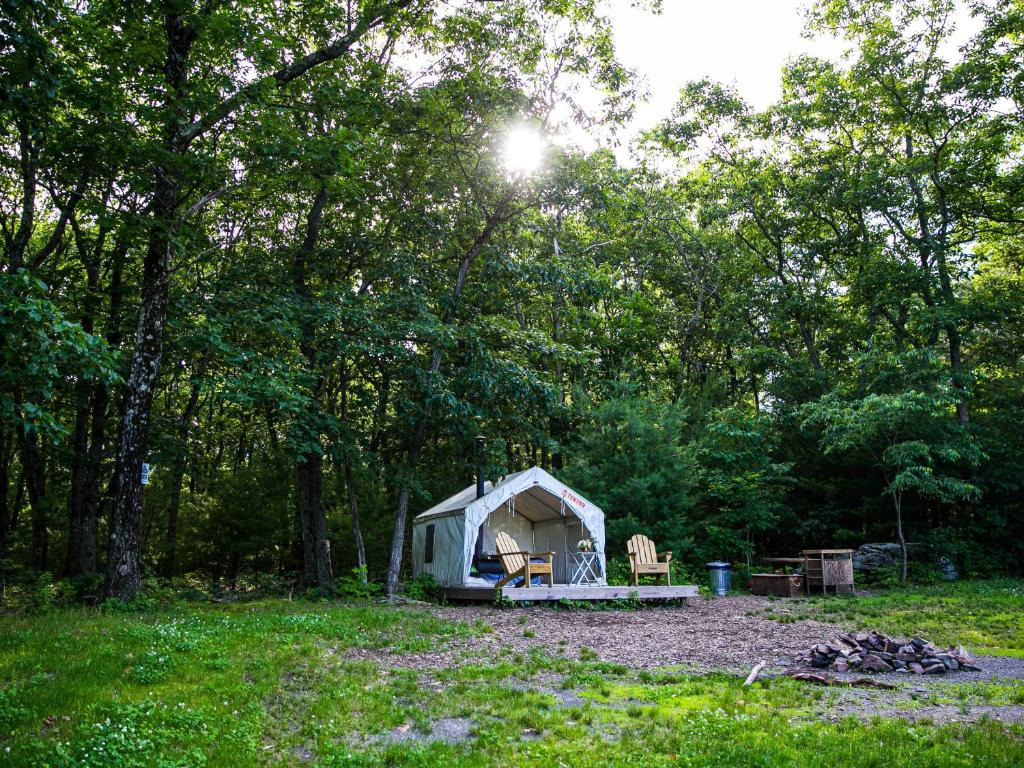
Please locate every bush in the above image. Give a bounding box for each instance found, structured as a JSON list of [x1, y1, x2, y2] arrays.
[[334, 567, 382, 600], [402, 573, 443, 603], [10, 572, 81, 613], [604, 555, 703, 587], [99, 578, 183, 613]]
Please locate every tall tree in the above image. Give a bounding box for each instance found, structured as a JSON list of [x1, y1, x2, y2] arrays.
[[105, 0, 422, 599]]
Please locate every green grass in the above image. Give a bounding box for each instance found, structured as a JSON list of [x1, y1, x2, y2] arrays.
[[1, 584, 1023, 766], [758, 579, 1024, 656]]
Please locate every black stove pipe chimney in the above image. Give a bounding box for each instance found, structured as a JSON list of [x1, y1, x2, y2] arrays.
[[473, 435, 486, 562], [475, 435, 486, 499]]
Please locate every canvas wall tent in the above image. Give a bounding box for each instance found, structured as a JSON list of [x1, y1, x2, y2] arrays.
[[411, 466, 606, 587]]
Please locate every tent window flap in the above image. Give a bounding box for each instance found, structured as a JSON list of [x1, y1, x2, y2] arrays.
[[424, 524, 435, 564]]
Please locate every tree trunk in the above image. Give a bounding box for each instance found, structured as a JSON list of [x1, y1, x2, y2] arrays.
[[77, 238, 126, 577], [162, 457, 185, 578], [291, 183, 334, 593], [105, 177, 178, 598], [892, 490, 908, 583], [162, 380, 201, 577], [65, 381, 91, 575], [338, 362, 366, 582], [0, 427, 10, 558], [344, 461, 366, 582], [77, 381, 111, 576], [296, 452, 333, 589], [105, 10, 196, 600], [66, 224, 103, 577], [17, 425, 47, 571]]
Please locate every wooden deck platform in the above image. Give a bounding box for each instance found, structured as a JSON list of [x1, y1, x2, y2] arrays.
[[442, 584, 699, 602]]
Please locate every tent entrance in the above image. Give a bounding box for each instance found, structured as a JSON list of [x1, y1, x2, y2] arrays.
[[472, 487, 594, 584]]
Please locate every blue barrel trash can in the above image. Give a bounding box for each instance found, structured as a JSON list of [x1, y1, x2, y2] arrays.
[[706, 561, 731, 596]]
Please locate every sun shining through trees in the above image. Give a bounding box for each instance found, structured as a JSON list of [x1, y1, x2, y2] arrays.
[[500, 125, 547, 177], [1, 0, 1024, 764]]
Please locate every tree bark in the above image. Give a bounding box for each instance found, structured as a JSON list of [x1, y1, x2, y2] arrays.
[[105, 8, 197, 599], [344, 461, 366, 581], [291, 184, 334, 592], [104, 0, 418, 600], [338, 361, 366, 581], [387, 427, 424, 598], [79, 241, 126, 577], [16, 424, 47, 571], [65, 380, 91, 575], [162, 379, 202, 577], [296, 452, 333, 589], [892, 490, 907, 583], [65, 218, 106, 576], [0, 427, 11, 559], [106, 196, 175, 595]]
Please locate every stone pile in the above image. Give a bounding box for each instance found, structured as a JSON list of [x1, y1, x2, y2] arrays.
[[797, 631, 981, 675]]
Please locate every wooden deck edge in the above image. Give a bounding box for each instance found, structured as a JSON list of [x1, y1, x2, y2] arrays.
[[441, 585, 699, 602]]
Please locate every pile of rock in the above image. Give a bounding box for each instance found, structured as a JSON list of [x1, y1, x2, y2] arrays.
[[797, 631, 981, 675], [851, 543, 958, 581]]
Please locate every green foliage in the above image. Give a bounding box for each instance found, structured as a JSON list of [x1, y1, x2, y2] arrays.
[[402, 573, 443, 603], [335, 568, 383, 601], [694, 408, 793, 561], [563, 395, 700, 558], [0, 270, 118, 442], [1, 0, 1022, 601], [604, 555, 702, 590], [0, 572, 84, 615]]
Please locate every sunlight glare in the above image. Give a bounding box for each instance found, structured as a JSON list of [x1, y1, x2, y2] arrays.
[[501, 126, 546, 177]]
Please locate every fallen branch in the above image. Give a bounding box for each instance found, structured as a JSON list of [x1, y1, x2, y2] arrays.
[[743, 661, 767, 686], [848, 677, 899, 690], [788, 672, 897, 690]]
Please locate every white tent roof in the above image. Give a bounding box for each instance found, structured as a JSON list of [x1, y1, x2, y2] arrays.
[[462, 466, 602, 530], [414, 467, 602, 526], [418, 480, 494, 520]]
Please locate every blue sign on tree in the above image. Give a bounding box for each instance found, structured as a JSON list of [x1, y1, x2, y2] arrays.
[[141, 463, 150, 486]]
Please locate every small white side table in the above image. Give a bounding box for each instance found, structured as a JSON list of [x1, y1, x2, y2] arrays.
[[569, 551, 603, 586]]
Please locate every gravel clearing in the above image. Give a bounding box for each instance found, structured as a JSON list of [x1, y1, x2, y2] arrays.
[[344, 595, 1024, 726], [433, 596, 842, 672], [351, 596, 1024, 680]]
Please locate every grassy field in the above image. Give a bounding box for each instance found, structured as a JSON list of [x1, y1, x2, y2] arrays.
[[756, 579, 1024, 656], [1, 581, 1022, 767]]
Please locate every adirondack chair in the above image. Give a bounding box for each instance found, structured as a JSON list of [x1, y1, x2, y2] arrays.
[[626, 534, 672, 586], [494, 531, 554, 588]]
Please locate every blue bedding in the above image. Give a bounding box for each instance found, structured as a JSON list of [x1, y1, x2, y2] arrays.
[[475, 557, 547, 586]]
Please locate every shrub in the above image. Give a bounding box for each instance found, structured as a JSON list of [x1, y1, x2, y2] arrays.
[[402, 573, 443, 603], [335, 567, 382, 600], [604, 555, 702, 587], [15, 572, 80, 613]]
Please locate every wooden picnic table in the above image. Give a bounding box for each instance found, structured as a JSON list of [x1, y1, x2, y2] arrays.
[[753, 557, 804, 596]]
